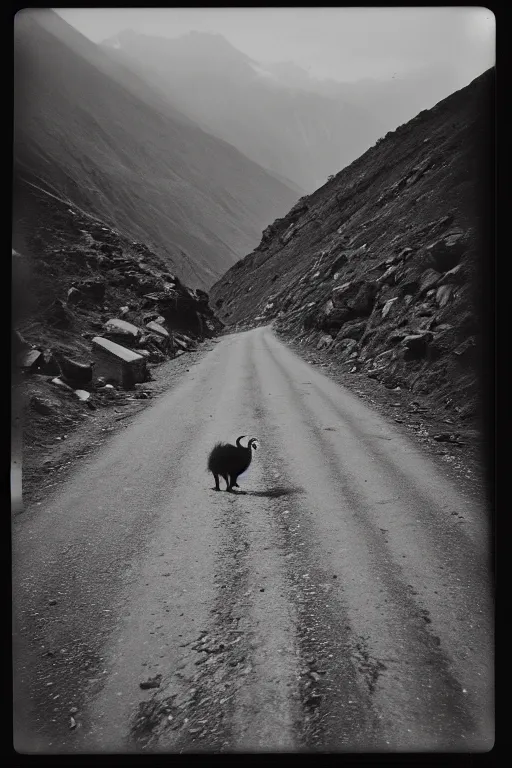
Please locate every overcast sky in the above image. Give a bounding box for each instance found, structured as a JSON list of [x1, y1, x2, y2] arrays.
[[54, 7, 495, 86]]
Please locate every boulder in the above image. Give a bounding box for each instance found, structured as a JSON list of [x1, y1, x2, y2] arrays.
[[436, 284, 454, 308], [317, 334, 333, 350], [440, 263, 465, 284], [134, 276, 162, 296], [401, 332, 433, 361], [336, 320, 367, 341], [92, 337, 148, 389], [47, 299, 72, 328], [137, 334, 150, 348], [387, 330, 408, 346], [39, 350, 61, 376], [174, 337, 189, 350], [378, 264, 399, 285], [18, 349, 42, 370], [383, 374, 400, 389], [350, 283, 378, 316], [54, 352, 93, 385], [51, 377, 74, 392], [104, 318, 142, 339], [396, 260, 425, 296], [146, 329, 172, 354], [146, 321, 169, 339], [381, 297, 398, 318], [419, 268, 442, 293], [336, 337, 358, 356], [142, 313, 165, 325], [425, 232, 466, 272], [68, 278, 106, 304], [331, 282, 352, 307], [317, 306, 351, 333], [329, 252, 349, 276], [66, 286, 81, 304]]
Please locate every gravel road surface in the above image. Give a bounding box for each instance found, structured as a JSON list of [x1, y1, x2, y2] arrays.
[[13, 327, 494, 753]]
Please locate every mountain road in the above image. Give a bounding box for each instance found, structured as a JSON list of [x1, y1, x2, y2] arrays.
[[13, 326, 494, 753]]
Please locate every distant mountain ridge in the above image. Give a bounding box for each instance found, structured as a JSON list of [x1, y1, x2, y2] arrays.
[[101, 29, 465, 193], [14, 10, 299, 289], [100, 30, 389, 192]]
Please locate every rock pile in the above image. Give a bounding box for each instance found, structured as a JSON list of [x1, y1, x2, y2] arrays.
[[13, 182, 224, 396]]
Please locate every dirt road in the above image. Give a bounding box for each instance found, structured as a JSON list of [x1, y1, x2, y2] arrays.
[[13, 326, 494, 753]]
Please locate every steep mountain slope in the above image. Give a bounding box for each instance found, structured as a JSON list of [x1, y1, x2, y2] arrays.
[[13, 10, 299, 290], [100, 30, 387, 192], [210, 69, 494, 424], [13, 168, 224, 479]]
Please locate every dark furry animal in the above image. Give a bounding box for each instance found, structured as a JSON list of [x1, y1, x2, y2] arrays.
[[207, 435, 259, 493]]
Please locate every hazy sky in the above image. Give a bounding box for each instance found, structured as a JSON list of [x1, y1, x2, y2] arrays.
[[54, 7, 494, 86]]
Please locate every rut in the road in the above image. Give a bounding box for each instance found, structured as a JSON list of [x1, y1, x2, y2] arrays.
[[248, 344, 383, 750], [131, 499, 252, 751], [130, 333, 384, 751], [128, 336, 301, 752], [253, 331, 488, 749], [129, 329, 488, 751], [13, 329, 493, 753]]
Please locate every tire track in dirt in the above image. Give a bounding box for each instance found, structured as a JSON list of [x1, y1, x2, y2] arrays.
[[15, 334, 243, 752], [261, 330, 493, 747], [248, 333, 382, 750], [126, 333, 300, 752], [254, 330, 490, 749], [14, 328, 493, 752]]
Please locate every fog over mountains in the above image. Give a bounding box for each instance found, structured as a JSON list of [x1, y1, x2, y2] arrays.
[[14, 9, 487, 291], [101, 29, 462, 192], [14, 10, 299, 289]]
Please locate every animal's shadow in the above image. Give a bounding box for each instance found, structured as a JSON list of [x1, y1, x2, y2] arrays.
[[215, 486, 305, 499]]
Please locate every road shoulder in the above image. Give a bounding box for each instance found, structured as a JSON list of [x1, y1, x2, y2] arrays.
[[275, 328, 487, 503], [17, 339, 219, 510]]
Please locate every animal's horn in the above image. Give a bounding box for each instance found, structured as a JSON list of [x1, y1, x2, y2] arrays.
[[236, 436, 246, 448]]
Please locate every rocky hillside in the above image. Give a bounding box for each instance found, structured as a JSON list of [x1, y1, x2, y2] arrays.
[[101, 30, 387, 192], [12, 173, 224, 460], [14, 10, 299, 290], [210, 69, 494, 424]]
